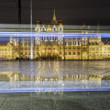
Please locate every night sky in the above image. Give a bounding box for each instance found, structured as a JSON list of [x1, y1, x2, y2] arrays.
[[0, 0, 110, 25]]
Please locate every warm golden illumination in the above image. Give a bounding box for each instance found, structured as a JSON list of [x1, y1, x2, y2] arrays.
[[0, 10, 110, 60]]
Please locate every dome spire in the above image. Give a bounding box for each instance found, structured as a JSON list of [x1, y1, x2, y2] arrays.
[[53, 9, 56, 21], [51, 9, 58, 24]]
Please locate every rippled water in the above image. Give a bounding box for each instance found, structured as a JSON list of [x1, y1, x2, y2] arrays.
[[0, 61, 110, 92], [0, 61, 110, 76]]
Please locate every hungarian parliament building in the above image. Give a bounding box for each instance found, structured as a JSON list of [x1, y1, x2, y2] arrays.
[[0, 10, 110, 60]]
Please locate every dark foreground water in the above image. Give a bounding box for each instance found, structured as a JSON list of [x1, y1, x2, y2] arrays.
[[0, 92, 110, 110], [0, 61, 110, 110]]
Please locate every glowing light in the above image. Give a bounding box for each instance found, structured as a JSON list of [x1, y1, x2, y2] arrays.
[[0, 87, 110, 93], [0, 32, 110, 38]]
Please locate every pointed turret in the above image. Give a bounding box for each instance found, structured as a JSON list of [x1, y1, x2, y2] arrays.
[[81, 23, 86, 33], [97, 22, 100, 33], [53, 9, 56, 21], [51, 9, 58, 25], [97, 22, 101, 42], [10, 36, 13, 44]]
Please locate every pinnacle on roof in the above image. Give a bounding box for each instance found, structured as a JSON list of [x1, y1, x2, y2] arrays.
[[51, 9, 58, 25], [53, 9, 56, 21]]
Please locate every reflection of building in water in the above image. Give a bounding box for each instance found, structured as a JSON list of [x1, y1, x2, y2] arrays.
[[0, 72, 30, 81], [3, 72, 110, 89], [34, 74, 103, 81], [0, 10, 110, 60], [0, 72, 104, 81]]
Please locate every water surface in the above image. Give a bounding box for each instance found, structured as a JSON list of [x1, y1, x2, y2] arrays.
[[0, 61, 110, 92]]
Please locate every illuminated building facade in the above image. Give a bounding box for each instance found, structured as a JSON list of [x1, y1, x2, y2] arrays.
[[0, 10, 110, 60]]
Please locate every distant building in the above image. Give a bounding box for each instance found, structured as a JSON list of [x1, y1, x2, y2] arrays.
[[0, 10, 110, 60]]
